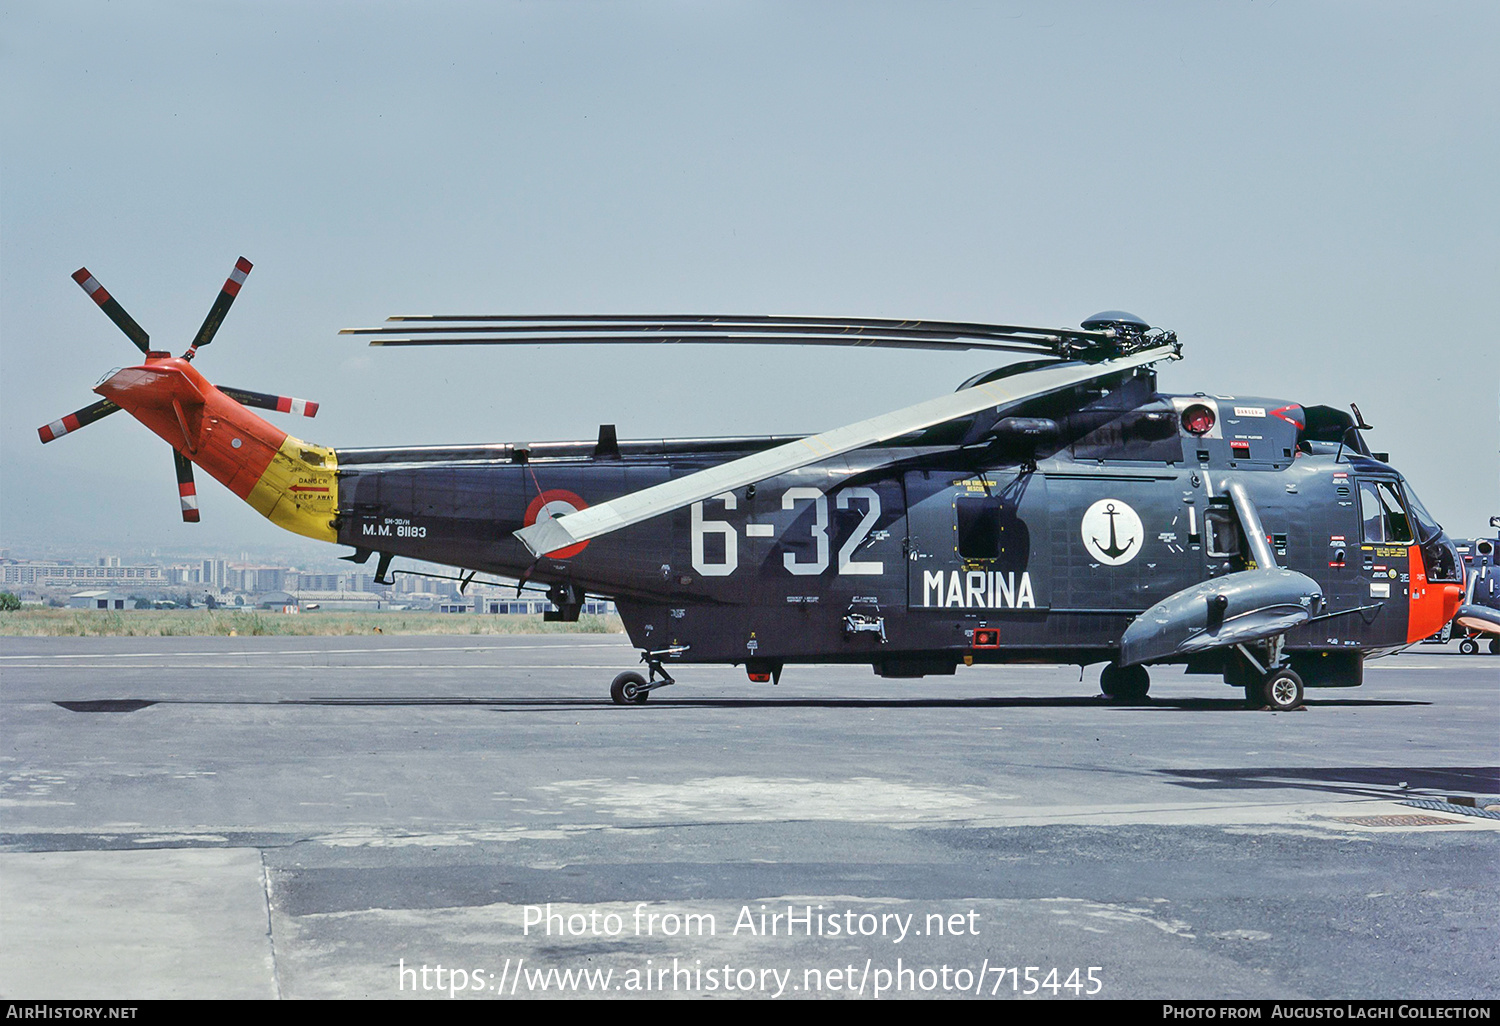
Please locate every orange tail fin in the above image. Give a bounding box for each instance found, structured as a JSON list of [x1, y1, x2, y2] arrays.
[[95, 355, 338, 541]]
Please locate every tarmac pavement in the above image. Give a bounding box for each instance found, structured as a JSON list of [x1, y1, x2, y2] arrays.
[[1, 634, 1495, 1000]]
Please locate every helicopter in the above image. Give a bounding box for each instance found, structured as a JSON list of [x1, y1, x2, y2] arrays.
[[1448, 528, 1499, 655], [39, 259, 1468, 711]]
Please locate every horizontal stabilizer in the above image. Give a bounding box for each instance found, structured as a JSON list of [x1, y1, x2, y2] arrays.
[[1119, 569, 1324, 667]]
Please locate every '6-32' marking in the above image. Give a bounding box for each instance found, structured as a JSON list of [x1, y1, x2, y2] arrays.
[[691, 488, 883, 578]]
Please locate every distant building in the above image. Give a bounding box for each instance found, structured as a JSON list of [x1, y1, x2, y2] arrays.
[[4, 561, 166, 588], [68, 590, 129, 610]]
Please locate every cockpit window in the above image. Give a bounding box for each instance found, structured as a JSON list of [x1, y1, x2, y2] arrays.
[[1401, 482, 1442, 543], [1400, 480, 1461, 581], [1359, 480, 1413, 544]]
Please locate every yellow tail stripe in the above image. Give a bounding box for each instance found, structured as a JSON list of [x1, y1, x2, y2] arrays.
[[245, 434, 339, 542]]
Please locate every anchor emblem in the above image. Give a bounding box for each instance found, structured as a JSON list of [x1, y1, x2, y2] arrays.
[[1092, 503, 1135, 560], [1081, 498, 1143, 566]]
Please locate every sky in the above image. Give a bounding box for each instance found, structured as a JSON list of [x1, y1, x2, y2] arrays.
[[3, 1, 1496, 565]]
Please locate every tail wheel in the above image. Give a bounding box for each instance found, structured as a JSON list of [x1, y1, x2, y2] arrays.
[[1459, 638, 1479, 655], [610, 671, 649, 705], [1260, 667, 1304, 711]]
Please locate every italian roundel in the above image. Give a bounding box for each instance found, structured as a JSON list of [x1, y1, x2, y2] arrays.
[[524, 489, 590, 559]]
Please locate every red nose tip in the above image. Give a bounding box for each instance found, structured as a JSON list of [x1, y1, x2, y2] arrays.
[[1442, 584, 1464, 623]]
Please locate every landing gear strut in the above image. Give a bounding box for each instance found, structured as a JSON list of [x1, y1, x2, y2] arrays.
[[1231, 639, 1304, 711]]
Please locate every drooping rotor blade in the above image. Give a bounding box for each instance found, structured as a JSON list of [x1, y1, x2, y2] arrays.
[[185, 257, 253, 356], [384, 312, 1119, 340], [173, 449, 200, 523], [72, 268, 150, 354], [515, 343, 1180, 558], [37, 398, 122, 443], [342, 314, 1133, 358], [357, 331, 1053, 355], [218, 386, 319, 417]]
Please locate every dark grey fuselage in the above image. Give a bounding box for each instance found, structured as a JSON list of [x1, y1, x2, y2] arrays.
[[331, 373, 1459, 684]]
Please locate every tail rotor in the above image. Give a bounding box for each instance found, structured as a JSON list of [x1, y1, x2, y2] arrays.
[[39, 256, 320, 524]]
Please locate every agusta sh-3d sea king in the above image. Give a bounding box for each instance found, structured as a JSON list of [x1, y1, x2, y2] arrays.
[[42, 258, 1469, 711]]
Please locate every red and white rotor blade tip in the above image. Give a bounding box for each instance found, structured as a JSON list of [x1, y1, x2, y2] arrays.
[[173, 449, 200, 523], [72, 268, 151, 354], [218, 386, 319, 417], [187, 257, 253, 353], [37, 399, 121, 443]]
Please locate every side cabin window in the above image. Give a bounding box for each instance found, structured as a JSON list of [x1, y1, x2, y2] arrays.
[[1204, 508, 1242, 559], [953, 495, 1032, 569], [957, 498, 1003, 559], [1359, 480, 1413, 544]]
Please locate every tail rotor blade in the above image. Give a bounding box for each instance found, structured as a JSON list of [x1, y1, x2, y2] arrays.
[[218, 385, 318, 417], [72, 269, 151, 354], [173, 449, 200, 523], [38, 398, 121, 443], [186, 257, 252, 356]]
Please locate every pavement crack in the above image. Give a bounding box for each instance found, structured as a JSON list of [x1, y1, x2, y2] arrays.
[[261, 850, 284, 1000]]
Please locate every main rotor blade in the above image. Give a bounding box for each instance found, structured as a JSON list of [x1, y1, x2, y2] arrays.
[[173, 449, 200, 522], [515, 343, 1180, 557], [383, 312, 1120, 342], [218, 386, 318, 417], [37, 398, 121, 443], [342, 314, 1121, 357], [187, 257, 253, 354], [360, 331, 1055, 355], [72, 268, 150, 354]]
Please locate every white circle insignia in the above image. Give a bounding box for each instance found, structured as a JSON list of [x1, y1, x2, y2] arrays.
[[1081, 498, 1144, 566], [535, 498, 579, 525]]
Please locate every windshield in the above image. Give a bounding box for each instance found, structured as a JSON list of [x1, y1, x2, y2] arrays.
[[1359, 480, 1414, 544], [1401, 481, 1443, 543]]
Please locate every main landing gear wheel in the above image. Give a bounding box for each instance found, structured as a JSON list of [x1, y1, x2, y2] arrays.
[[1491, 638, 1500, 655], [1459, 638, 1480, 655], [610, 671, 649, 705], [1099, 662, 1150, 702], [1258, 667, 1304, 712]]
